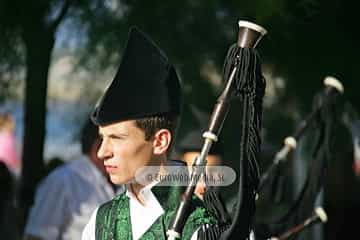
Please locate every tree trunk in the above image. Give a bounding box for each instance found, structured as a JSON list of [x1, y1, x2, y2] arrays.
[[18, 22, 55, 233]]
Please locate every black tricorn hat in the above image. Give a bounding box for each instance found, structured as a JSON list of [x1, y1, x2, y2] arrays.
[[91, 27, 182, 126]]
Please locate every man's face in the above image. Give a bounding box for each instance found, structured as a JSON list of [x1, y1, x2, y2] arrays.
[[98, 120, 154, 184], [89, 138, 107, 176]]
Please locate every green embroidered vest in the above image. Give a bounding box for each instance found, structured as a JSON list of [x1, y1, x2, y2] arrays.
[[95, 184, 216, 240]]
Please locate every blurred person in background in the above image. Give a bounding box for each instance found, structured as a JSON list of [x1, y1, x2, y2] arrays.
[[0, 112, 21, 177], [43, 156, 65, 178], [23, 118, 123, 240], [175, 105, 224, 200], [177, 127, 223, 200]]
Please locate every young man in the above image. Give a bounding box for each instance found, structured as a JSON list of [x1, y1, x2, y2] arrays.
[[82, 27, 216, 240], [23, 119, 122, 240]]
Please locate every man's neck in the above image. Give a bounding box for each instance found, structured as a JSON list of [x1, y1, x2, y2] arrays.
[[129, 163, 167, 205], [129, 182, 143, 197]]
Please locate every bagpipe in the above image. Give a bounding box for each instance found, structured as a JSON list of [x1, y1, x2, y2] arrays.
[[166, 20, 267, 240], [254, 76, 345, 240], [269, 207, 328, 240], [258, 76, 344, 193]]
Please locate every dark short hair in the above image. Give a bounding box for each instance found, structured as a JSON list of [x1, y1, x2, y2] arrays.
[[81, 119, 99, 154], [134, 113, 178, 142]]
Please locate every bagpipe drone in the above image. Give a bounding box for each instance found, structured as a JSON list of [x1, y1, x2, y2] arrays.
[[166, 20, 267, 240]]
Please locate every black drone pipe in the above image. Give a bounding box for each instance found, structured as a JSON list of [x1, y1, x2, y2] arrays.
[[269, 207, 328, 240]]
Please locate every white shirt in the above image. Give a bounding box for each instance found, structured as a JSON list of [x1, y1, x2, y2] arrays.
[[25, 156, 123, 240], [82, 183, 199, 240]]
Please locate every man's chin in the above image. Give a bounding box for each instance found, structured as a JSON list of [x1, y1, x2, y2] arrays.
[[110, 175, 133, 185]]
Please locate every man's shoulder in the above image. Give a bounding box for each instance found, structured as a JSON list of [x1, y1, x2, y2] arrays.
[[163, 196, 217, 240], [97, 192, 127, 213], [188, 196, 216, 223], [164, 195, 217, 227], [94, 192, 128, 235]]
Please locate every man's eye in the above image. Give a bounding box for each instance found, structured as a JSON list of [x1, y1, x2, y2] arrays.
[[111, 135, 124, 140]]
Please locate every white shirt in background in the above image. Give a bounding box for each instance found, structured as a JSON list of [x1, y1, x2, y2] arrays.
[[25, 156, 123, 240]]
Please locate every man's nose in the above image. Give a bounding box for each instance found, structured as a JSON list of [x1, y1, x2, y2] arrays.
[[97, 139, 113, 160]]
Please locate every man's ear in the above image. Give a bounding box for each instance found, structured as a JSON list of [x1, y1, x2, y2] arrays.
[[152, 129, 172, 155]]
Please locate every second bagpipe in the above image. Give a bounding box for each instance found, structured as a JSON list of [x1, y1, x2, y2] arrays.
[[254, 76, 344, 240]]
